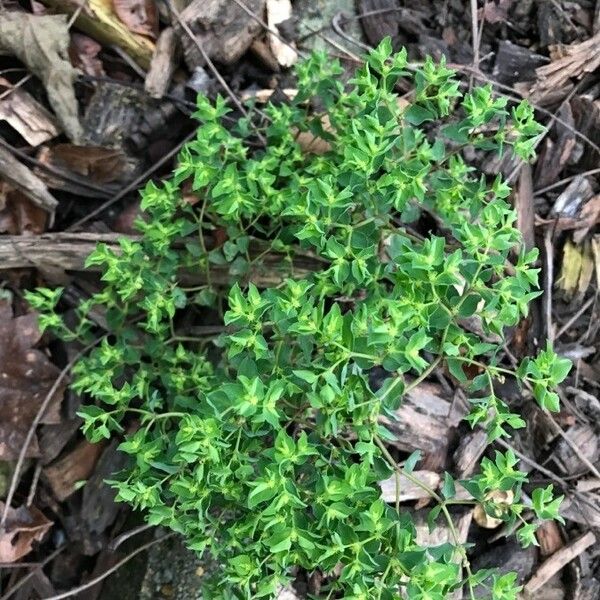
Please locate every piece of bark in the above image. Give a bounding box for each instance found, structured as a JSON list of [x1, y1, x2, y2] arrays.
[[534, 103, 576, 189], [453, 429, 488, 477], [177, 0, 266, 69], [536, 520, 564, 557], [43, 439, 106, 501], [0, 146, 58, 222], [516, 164, 536, 251], [379, 470, 440, 503], [492, 40, 548, 85], [266, 0, 297, 67], [38, 418, 82, 465], [530, 33, 600, 105], [553, 424, 599, 474], [145, 27, 179, 99], [41, 0, 155, 69], [570, 97, 600, 172], [595, 0, 600, 35], [379, 381, 466, 469], [0, 77, 60, 145], [576, 576, 600, 600], [0, 233, 321, 286], [524, 531, 596, 595], [249, 38, 281, 72], [357, 0, 428, 44], [551, 175, 594, 220]]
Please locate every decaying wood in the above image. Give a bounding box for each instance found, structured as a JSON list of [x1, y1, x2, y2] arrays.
[[453, 429, 487, 477], [0, 146, 58, 220], [0, 233, 321, 286], [571, 97, 600, 171], [516, 164, 536, 251], [379, 470, 440, 503], [380, 381, 466, 467], [357, 0, 428, 45], [529, 33, 600, 105], [0, 78, 60, 146], [524, 531, 596, 595], [559, 494, 600, 528], [534, 103, 576, 189], [176, 0, 265, 69], [43, 439, 105, 501], [536, 521, 564, 557], [492, 40, 548, 85], [553, 424, 599, 474], [41, 0, 155, 69], [145, 27, 180, 99]]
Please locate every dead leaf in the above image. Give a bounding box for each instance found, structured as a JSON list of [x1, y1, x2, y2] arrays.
[[556, 239, 594, 299], [39, 144, 126, 185], [0, 182, 48, 235], [0, 12, 83, 142], [480, 0, 512, 24], [0, 77, 60, 146], [0, 299, 64, 461], [474, 490, 514, 529], [69, 33, 105, 77], [0, 503, 52, 563], [113, 0, 158, 39], [266, 0, 297, 67]]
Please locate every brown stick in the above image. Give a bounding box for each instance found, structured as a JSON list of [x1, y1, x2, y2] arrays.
[[524, 531, 596, 594]]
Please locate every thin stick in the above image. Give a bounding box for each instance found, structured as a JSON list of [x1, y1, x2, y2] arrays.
[[0, 339, 101, 530], [108, 523, 154, 551], [543, 226, 555, 344], [470, 0, 480, 71], [535, 167, 600, 195], [555, 294, 596, 340], [42, 533, 175, 600]]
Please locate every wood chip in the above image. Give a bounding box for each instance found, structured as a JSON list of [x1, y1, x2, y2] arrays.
[[524, 531, 596, 594], [453, 429, 488, 478], [43, 439, 106, 501], [529, 33, 600, 104], [0, 77, 60, 146], [553, 423, 599, 474], [177, 0, 265, 69], [379, 470, 441, 503], [145, 27, 179, 99], [266, 0, 297, 67], [492, 40, 549, 85], [536, 520, 564, 557]]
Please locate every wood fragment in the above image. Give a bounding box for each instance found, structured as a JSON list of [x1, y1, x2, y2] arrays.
[[379, 470, 440, 503], [176, 0, 266, 69], [536, 520, 564, 557], [524, 531, 596, 594], [0, 77, 60, 146], [553, 423, 599, 475], [0, 146, 58, 221], [492, 40, 548, 85], [43, 439, 105, 502], [453, 429, 487, 477], [529, 33, 600, 105], [516, 164, 536, 250], [266, 0, 297, 67], [145, 27, 180, 99]]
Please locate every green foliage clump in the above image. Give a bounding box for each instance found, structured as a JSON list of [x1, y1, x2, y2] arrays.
[[28, 39, 571, 599]]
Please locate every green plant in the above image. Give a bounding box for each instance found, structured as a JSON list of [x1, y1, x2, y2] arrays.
[[28, 39, 570, 599]]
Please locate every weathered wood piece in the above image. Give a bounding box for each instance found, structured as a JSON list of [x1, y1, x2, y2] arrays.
[[379, 470, 440, 503], [177, 0, 265, 69], [524, 531, 596, 595], [559, 494, 600, 528], [0, 78, 60, 145], [453, 429, 487, 477], [0, 146, 58, 220], [357, 0, 428, 45], [145, 27, 179, 99], [553, 424, 599, 474], [529, 33, 600, 105]]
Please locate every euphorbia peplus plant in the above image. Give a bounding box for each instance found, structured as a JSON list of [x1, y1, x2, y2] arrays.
[[28, 39, 570, 599]]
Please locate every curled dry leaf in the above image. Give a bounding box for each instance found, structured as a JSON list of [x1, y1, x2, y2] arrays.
[[0, 503, 53, 563], [0, 181, 48, 235], [474, 489, 514, 528], [69, 32, 105, 77], [0, 12, 83, 142], [113, 0, 158, 39], [0, 299, 64, 461]]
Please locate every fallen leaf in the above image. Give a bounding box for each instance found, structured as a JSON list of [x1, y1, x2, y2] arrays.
[[0, 77, 60, 146], [0, 299, 64, 461], [0, 181, 48, 235], [266, 0, 298, 67], [0, 12, 83, 142], [39, 144, 126, 185], [0, 503, 52, 563], [69, 32, 105, 77], [113, 0, 158, 39]]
